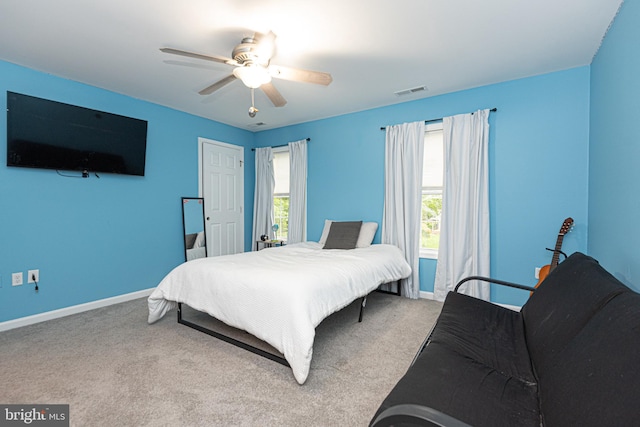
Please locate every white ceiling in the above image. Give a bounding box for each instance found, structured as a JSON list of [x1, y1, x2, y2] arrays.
[[0, 0, 623, 131]]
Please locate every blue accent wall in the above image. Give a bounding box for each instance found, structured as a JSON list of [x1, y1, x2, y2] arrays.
[[589, 1, 640, 290], [6, 16, 628, 321], [255, 67, 591, 307], [0, 60, 253, 322]]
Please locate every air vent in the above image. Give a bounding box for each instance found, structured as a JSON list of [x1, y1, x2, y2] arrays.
[[394, 85, 429, 97]]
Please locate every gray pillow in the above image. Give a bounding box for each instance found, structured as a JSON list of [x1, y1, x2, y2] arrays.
[[323, 221, 363, 249], [185, 233, 197, 249]]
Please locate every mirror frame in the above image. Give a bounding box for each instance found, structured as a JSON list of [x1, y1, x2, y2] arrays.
[[181, 197, 207, 262]]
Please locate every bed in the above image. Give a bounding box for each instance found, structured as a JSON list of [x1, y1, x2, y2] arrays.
[[148, 225, 411, 384]]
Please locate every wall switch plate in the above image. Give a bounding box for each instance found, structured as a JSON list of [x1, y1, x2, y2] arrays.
[[12, 272, 23, 286], [534, 267, 541, 280], [28, 269, 40, 283]]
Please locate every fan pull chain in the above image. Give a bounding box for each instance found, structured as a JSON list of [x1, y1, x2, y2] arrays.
[[248, 88, 258, 117]]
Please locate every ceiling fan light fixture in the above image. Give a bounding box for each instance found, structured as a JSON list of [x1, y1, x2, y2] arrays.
[[233, 65, 272, 89]]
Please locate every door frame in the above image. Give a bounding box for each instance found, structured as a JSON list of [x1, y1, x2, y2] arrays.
[[197, 137, 245, 254]]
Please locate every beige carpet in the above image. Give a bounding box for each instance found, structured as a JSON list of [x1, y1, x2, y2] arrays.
[[0, 292, 442, 427]]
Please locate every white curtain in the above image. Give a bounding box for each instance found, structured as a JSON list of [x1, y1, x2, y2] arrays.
[[434, 109, 491, 301], [288, 139, 307, 244], [252, 147, 274, 249], [382, 121, 425, 299]]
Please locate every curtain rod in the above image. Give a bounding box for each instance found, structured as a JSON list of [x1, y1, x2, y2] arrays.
[[379, 108, 497, 130], [251, 137, 311, 151]]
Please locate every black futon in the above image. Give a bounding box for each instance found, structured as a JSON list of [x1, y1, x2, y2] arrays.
[[370, 252, 640, 426]]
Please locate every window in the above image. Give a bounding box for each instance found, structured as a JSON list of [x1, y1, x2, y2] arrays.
[[421, 122, 444, 258], [272, 148, 290, 241]]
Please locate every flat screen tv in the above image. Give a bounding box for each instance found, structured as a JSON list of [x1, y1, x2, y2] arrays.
[[6, 91, 148, 176]]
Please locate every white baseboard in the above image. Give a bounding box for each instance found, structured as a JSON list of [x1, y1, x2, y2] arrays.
[[419, 290, 435, 300], [0, 288, 155, 332], [1, 287, 520, 333]]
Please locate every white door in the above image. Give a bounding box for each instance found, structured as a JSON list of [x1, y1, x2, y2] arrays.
[[199, 138, 244, 257]]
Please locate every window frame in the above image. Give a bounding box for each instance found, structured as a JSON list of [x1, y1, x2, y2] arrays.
[[420, 122, 444, 260], [272, 146, 290, 242]]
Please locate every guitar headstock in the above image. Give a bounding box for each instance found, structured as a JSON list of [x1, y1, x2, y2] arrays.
[[559, 217, 574, 235]]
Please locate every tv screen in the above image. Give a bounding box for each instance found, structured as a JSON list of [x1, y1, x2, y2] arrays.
[[6, 92, 148, 176]]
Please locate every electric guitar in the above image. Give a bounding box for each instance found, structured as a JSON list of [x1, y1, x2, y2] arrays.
[[534, 217, 574, 290]]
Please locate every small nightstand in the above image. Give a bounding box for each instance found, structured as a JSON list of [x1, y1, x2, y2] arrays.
[[256, 240, 285, 251]]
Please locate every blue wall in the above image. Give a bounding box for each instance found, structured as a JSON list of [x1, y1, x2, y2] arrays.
[[0, 60, 253, 322], [1, 52, 597, 323], [255, 67, 591, 307], [589, 1, 640, 290]]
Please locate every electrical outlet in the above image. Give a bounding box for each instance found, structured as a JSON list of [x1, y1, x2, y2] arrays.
[[28, 269, 40, 283], [12, 272, 23, 286], [534, 267, 541, 280]]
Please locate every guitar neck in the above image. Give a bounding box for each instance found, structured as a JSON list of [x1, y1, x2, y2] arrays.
[[550, 235, 566, 271]]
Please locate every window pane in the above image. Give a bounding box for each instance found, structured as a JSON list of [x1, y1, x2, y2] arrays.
[[273, 151, 290, 195], [274, 195, 289, 240], [273, 149, 290, 241], [421, 193, 442, 250], [422, 129, 443, 188], [421, 124, 443, 255]]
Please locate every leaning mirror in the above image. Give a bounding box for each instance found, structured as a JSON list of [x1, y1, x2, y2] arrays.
[[182, 197, 207, 262]]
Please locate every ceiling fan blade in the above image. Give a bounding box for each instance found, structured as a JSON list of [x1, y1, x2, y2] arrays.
[[160, 47, 238, 66], [261, 82, 287, 107], [269, 64, 332, 86], [199, 74, 237, 95]]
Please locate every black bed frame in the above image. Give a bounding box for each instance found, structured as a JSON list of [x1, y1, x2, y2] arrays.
[[176, 282, 402, 367]]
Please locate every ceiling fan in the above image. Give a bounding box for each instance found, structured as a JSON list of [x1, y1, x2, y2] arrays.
[[160, 31, 332, 117]]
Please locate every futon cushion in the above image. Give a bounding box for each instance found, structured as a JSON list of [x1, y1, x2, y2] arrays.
[[537, 290, 640, 426], [323, 221, 362, 249], [373, 341, 540, 427], [521, 252, 628, 377], [430, 292, 535, 383]]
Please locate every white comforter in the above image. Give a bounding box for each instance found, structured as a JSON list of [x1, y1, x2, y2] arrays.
[[148, 242, 411, 384]]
